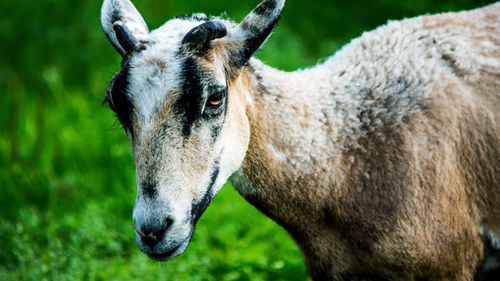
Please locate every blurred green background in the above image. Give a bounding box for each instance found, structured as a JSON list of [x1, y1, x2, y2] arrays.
[[0, 0, 495, 280]]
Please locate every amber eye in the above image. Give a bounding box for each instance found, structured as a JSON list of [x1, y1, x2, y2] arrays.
[[206, 91, 224, 108], [207, 97, 222, 106]]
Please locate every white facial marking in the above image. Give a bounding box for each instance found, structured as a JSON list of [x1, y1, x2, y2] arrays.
[[128, 55, 179, 124]]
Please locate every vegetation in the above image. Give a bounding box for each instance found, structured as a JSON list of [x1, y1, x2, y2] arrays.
[[0, 0, 495, 280]]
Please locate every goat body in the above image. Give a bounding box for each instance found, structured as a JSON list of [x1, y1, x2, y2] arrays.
[[229, 3, 500, 280], [101, 0, 500, 280]]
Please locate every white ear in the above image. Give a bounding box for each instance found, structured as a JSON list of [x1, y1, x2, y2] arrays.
[[101, 0, 149, 56]]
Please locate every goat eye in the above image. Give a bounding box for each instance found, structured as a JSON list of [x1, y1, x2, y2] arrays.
[[206, 92, 223, 107], [207, 97, 222, 106]]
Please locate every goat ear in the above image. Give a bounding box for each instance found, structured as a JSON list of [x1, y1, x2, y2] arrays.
[[101, 0, 149, 56], [225, 0, 285, 76]]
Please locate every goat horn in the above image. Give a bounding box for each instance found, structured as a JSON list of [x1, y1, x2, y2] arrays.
[[182, 21, 227, 51]]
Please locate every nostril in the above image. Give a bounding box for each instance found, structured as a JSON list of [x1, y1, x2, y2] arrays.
[[135, 218, 173, 248], [137, 226, 166, 248], [165, 217, 174, 228], [151, 228, 166, 241]]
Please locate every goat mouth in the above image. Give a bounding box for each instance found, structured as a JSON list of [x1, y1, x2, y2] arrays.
[[147, 233, 192, 261], [148, 244, 183, 261]]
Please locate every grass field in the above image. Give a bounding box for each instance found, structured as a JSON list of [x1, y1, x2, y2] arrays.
[[0, 0, 495, 280]]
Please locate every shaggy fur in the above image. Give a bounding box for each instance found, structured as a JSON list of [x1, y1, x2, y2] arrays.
[[230, 4, 500, 280], [101, 0, 500, 280]]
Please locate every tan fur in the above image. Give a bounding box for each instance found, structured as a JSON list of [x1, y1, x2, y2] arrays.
[[228, 4, 500, 280], [144, 58, 167, 69]]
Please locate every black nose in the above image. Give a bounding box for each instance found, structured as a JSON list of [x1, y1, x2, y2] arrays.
[[135, 220, 172, 248]]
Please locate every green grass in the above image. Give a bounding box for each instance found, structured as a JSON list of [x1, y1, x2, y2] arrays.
[[0, 0, 496, 279], [0, 185, 307, 281]]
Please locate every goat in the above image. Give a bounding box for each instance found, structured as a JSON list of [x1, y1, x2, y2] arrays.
[[100, 0, 500, 280]]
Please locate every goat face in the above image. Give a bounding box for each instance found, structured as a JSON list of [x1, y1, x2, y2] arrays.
[[101, 0, 284, 260]]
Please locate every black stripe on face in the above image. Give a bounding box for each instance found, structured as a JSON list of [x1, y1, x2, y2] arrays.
[[106, 61, 135, 135], [176, 55, 204, 138], [191, 157, 220, 224], [176, 53, 228, 139]]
